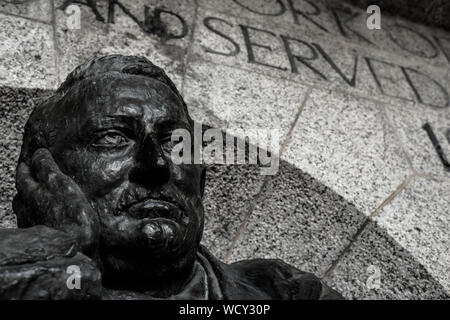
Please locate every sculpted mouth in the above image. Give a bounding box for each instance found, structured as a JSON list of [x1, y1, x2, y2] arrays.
[[126, 198, 181, 220]]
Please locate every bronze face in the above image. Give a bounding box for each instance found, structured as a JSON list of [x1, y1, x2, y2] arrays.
[[14, 63, 205, 291], [6, 55, 343, 300]]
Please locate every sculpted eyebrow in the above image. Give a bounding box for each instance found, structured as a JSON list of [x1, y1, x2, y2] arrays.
[[82, 115, 140, 134]]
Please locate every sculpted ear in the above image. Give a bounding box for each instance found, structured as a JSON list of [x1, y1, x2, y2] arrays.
[[200, 166, 206, 198]]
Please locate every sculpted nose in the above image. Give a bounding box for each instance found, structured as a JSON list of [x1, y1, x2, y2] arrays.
[[129, 135, 170, 187]]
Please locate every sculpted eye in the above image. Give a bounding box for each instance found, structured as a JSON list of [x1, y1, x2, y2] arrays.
[[91, 131, 130, 148]]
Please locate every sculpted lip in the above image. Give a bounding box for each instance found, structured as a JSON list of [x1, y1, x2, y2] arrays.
[[127, 199, 181, 220]]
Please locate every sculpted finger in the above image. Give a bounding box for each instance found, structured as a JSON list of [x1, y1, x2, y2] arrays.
[[31, 148, 65, 187], [16, 162, 40, 194], [60, 221, 98, 254]]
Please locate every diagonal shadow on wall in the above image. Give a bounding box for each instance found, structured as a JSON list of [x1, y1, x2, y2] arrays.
[[0, 86, 448, 299]]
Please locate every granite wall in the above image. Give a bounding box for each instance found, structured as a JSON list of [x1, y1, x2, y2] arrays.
[[0, 0, 449, 299]]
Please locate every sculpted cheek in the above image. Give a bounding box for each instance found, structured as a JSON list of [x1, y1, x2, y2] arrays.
[[60, 150, 132, 196], [94, 159, 125, 180], [87, 157, 132, 194]]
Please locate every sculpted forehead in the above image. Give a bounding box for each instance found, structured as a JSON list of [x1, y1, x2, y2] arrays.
[[48, 75, 189, 132], [79, 75, 186, 119]]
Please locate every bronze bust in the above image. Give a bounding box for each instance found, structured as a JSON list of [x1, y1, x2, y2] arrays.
[[0, 55, 342, 300]]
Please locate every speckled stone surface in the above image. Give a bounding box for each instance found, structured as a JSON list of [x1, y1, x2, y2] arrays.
[[190, 7, 292, 82], [0, 13, 56, 89], [346, 0, 450, 32], [323, 0, 450, 68], [201, 163, 265, 260], [281, 88, 411, 216], [0, 0, 52, 24], [190, 5, 449, 110], [385, 99, 450, 180], [0, 86, 53, 229], [373, 176, 450, 294], [196, 0, 337, 38], [183, 60, 307, 141], [196, 0, 404, 63], [54, 0, 196, 88], [228, 161, 366, 277], [325, 219, 450, 299], [1, 0, 450, 299]]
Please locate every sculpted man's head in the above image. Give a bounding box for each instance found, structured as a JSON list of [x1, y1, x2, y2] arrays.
[[13, 55, 206, 293], [6, 54, 344, 300]]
